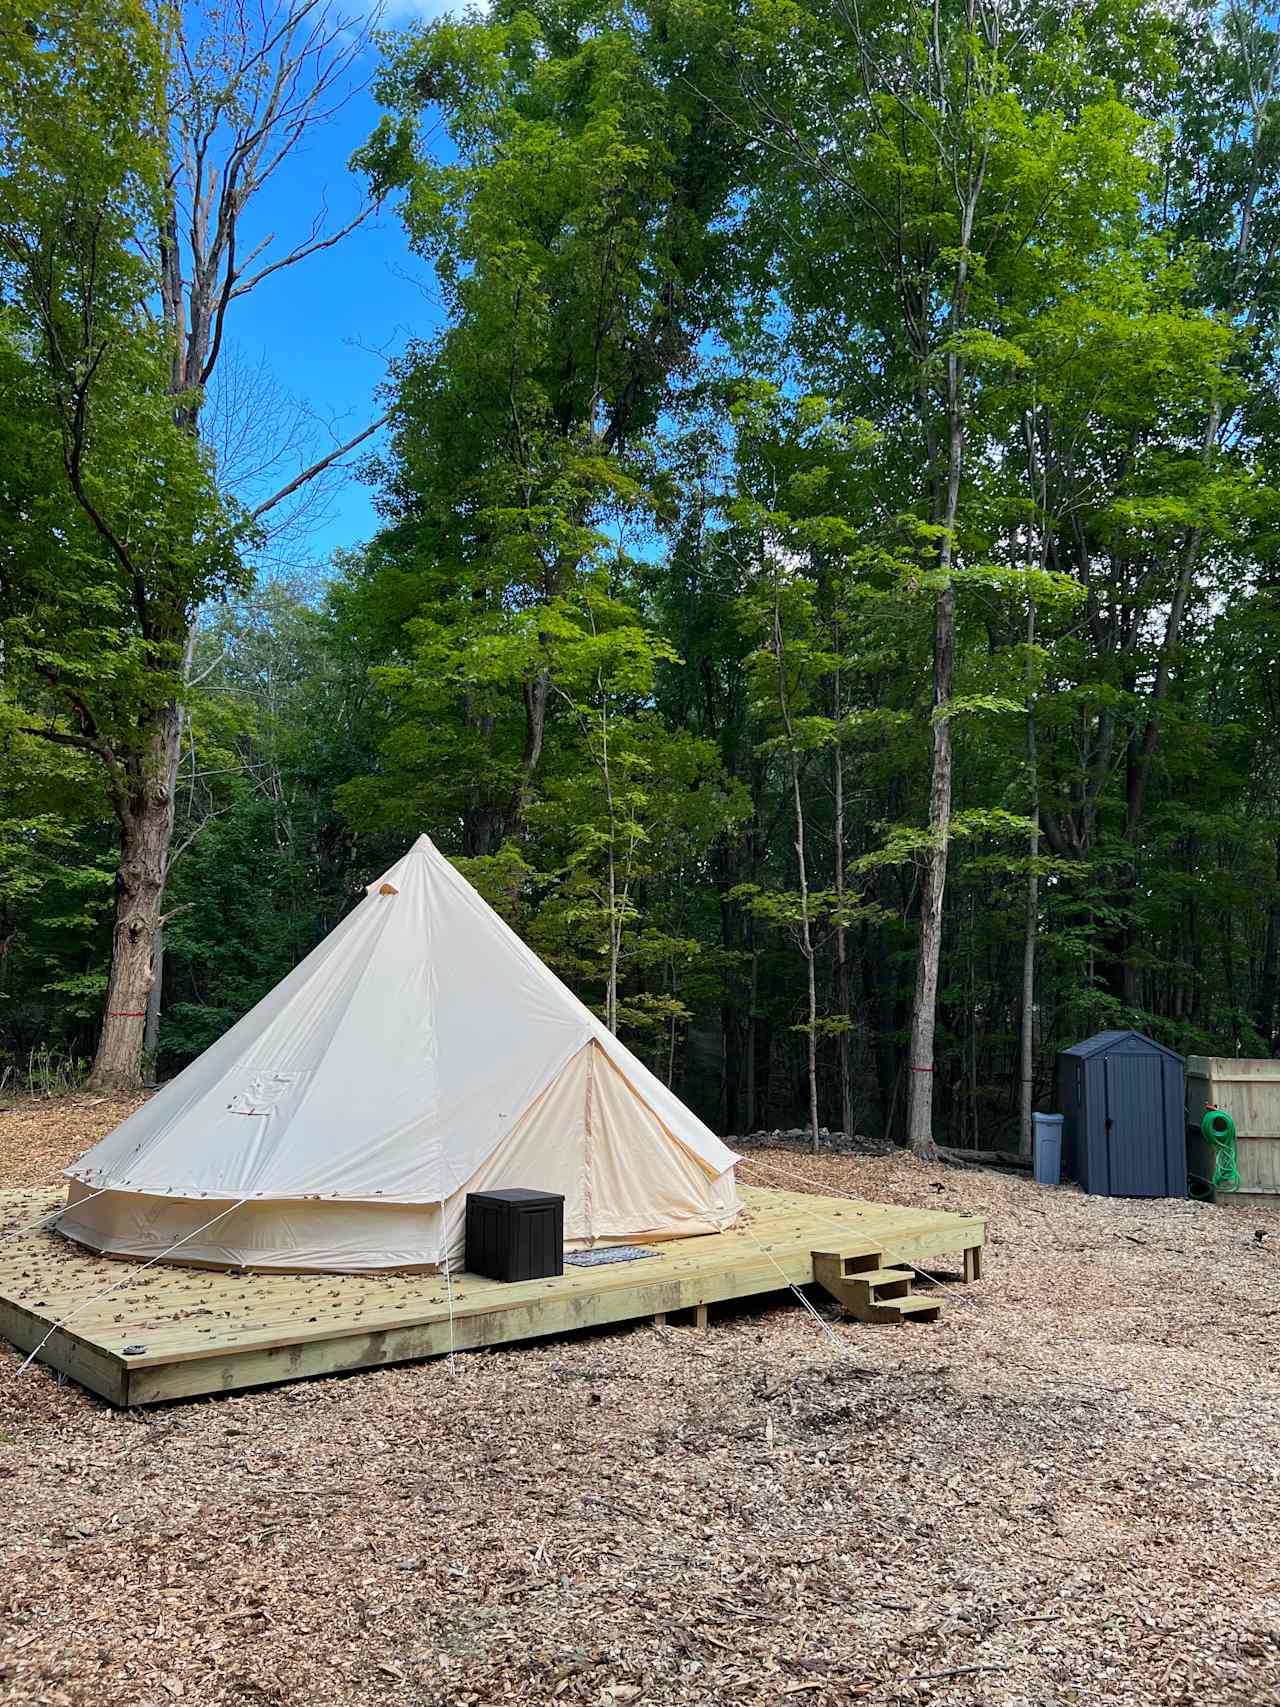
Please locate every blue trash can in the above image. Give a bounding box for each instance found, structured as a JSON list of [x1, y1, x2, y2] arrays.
[[1033, 1112, 1064, 1186]]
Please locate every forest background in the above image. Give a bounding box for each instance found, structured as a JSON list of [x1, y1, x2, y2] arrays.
[[3, 0, 1280, 1157]]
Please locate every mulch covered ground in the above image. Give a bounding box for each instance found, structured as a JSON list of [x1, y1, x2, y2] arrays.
[[1, 1096, 1279, 1707]]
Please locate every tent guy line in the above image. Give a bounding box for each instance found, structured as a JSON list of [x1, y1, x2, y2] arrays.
[[735, 1151, 880, 1204], [725, 1211, 844, 1347], [14, 1197, 252, 1378], [0, 1184, 113, 1241], [734, 1153, 963, 1291]]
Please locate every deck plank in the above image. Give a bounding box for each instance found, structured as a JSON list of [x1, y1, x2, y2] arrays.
[[0, 1185, 984, 1404]]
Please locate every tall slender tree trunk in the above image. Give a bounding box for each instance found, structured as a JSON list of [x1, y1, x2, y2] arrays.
[[606, 840, 619, 1034], [798, 849, 820, 1151], [717, 839, 742, 1133], [905, 362, 963, 1161], [597, 690, 620, 1035], [665, 958, 678, 1088], [862, 920, 896, 1136], [966, 898, 979, 1147], [904, 123, 981, 1158], [832, 653, 854, 1137], [744, 918, 758, 1132], [1019, 599, 1039, 1161], [773, 590, 820, 1150]]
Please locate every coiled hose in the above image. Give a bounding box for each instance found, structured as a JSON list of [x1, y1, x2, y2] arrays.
[[1195, 1106, 1240, 1198]]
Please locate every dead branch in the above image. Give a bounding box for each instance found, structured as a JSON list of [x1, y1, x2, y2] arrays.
[[250, 409, 391, 520]]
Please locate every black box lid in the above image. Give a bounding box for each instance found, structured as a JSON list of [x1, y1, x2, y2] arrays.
[[468, 1188, 565, 1206]]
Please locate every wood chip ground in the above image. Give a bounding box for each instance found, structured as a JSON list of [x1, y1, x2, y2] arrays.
[[1, 1094, 1278, 1706]]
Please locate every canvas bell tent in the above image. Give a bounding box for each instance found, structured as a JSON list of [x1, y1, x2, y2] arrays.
[[62, 836, 741, 1272]]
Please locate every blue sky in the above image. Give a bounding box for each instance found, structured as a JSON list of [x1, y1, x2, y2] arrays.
[[222, 10, 451, 568]]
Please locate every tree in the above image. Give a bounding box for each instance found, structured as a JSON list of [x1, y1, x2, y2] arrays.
[[1, 0, 388, 1088], [719, 385, 883, 1148], [346, 0, 741, 854], [0, 0, 246, 1088], [724, 0, 1158, 1151], [526, 575, 746, 1041]]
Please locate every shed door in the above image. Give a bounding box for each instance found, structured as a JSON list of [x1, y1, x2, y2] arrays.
[[1103, 1053, 1167, 1196]]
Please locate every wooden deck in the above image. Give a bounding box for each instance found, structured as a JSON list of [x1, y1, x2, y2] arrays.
[[0, 1185, 985, 1406]]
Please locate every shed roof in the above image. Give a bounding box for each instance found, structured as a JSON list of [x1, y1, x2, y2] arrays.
[[1059, 1028, 1184, 1064]]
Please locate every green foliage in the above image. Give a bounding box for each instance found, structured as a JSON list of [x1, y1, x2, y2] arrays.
[[0, 0, 243, 806], [340, 0, 742, 857], [5, 0, 1280, 1149]]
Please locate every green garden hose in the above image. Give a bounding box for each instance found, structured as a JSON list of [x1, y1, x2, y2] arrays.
[[1195, 1106, 1240, 1198]]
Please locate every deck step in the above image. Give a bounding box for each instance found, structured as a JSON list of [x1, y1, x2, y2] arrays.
[[883, 1294, 940, 1317], [811, 1246, 943, 1326], [855, 1292, 941, 1325], [843, 1267, 914, 1293]]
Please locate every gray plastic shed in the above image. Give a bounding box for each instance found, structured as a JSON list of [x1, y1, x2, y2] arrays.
[[1058, 1030, 1187, 1198]]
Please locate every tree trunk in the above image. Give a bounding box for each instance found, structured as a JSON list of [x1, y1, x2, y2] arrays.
[[665, 959, 678, 1088], [596, 689, 620, 1035], [88, 715, 181, 1090], [721, 997, 741, 1133], [967, 899, 979, 1148], [772, 590, 820, 1151], [143, 927, 164, 1068], [132, 621, 197, 1076], [1103, 867, 1140, 1011], [905, 257, 970, 1159], [605, 839, 619, 1034], [744, 921, 758, 1133], [906, 579, 956, 1160], [832, 656, 854, 1137], [462, 802, 501, 857], [862, 919, 895, 1138], [509, 668, 551, 836], [801, 890, 820, 1150], [1019, 790, 1039, 1155], [1019, 599, 1039, 1160], [716, 839, 742, 1132]]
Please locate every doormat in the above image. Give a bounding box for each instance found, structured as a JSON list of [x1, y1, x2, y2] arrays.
[[564, 1245, 659, 1268]]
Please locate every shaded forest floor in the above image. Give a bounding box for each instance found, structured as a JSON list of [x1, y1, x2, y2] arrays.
[[1, 1096, 1279, 1707]]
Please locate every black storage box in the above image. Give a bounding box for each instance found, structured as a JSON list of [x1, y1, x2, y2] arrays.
[[464, 1188, 565, 1282]]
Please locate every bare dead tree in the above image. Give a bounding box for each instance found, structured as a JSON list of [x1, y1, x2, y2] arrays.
[[156, 0, 376, 427]]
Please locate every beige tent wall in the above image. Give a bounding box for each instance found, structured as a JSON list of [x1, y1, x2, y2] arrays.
[[437, 1041, 738, 1267], [62, 1042, 738, 1273], [60, 1179, 446, 1272], [583, 1044, 739, 1235]]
